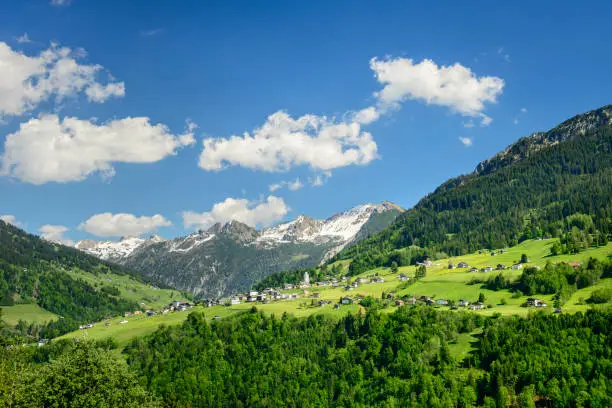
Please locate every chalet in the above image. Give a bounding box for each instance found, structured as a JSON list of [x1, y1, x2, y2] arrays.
[[355, 277, 368, 284], [283, 283, 295, 290], [458, 261, 469, 268], [395, 299, 405, 306], [458, 299, 470, 307], [511, 263, 523, 270], [119, 319, 128, 324], [424, 259, 433, 267], [146, 310, 157, 317], [230, 297, 241, 305], [37, 339, 49, 347], [345, 285, 354, 291], [256, 294, 267, 301], [162, 309, 170, 315], [470, 302, 485, 310], [398, 273, 409, 281], [419, 295, 434, 305], [496, 264, 507, 270], [247, 295, 257, 302], [371, 277, 385, 283], [481, 266, 494, 272], [448, 263, 456, 269], [318, 299, 331, 306], [491, 251, 497, 256], [79, 323, 94, 330], [470, 267, 479, 273], [249, 291, 259, 297], [124, 312, 132, 317], [351, 281, 360, 288], [405, 297, 417, 306], [526, 298, 547, 308], [435, 299, 449, 306], [133, 310, 142, 316], [341, 297, 354, 305]]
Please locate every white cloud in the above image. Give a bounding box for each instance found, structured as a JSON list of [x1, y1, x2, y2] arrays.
[[309, 171, 332, 187], [16, 33, 32, 44], [39, 224, 74, 246], [521, 107, 528, 113], [369, 57, 504, 123], [497, 47, 511, 63], [79, 213, 172, 237], [199, 111, 378, 173], [458, 137, 473, 147], [1, 115, 196, 184], [141, 28, 164, 37], [0, 215, 21, 227], [50, 0, 71, 6], [463, 121, 475, 129], [513, 118, 519, 125], [269, 177, 304, 192], [0, 41, 124, 118], [352, 107, 380, 124], [183, 196, 289, 230]]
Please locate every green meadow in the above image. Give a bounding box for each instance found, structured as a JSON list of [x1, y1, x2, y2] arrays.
[[50, 238, 612, 349], [1, 304, 58, 326]]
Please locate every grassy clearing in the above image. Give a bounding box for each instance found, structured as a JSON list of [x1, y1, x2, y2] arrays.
[[448, 328, 482, 362], [69, 269, 189, 310], [0, 304, 58, 326]]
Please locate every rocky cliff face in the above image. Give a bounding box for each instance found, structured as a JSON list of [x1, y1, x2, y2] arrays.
[[76, 202, 402, 298]]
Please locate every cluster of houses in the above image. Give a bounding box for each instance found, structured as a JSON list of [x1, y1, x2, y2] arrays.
[[450, 262, 525, 272]]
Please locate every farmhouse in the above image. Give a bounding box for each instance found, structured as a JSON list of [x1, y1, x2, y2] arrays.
[[526, 298, 547, 308], [341, 297, 354, 305], [458, 261, 469, 268], [435, 299, 449, 306], [470, 302, 485, 310], [481, 266, 494, 272], [355, 277, 368, 284], [398, 273, 409, 281], [283, 283, 295, 290], [395, 299, 405, 306], [406, 297, 417, 305], [511, 263, 523, 270], [448, 263, 456, 269], [230, 297, 241, 305], [458, 299, 470, 307], [371, 277, 385, 283], [470, 267, 479, 273], [146, 310, 157, 317], [419, 296, 434, 305], [496, 264, 507, 270]]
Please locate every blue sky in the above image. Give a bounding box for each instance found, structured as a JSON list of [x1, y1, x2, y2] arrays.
[[0, 0, 611, 244]]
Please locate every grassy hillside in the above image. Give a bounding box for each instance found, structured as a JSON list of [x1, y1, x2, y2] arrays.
[[0, 220, 189, 340]]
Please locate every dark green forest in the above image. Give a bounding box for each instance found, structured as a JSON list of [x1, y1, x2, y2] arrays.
[[119, 306, 611, 407]]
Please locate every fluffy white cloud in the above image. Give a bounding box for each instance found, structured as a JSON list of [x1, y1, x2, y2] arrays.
[[458, 137, 473, 147], [16, 33, 32, 44], [0, 215, 21, 227], [39, 224, 74, 246], [199, 111, 378, 173], [0, 114, 196, 184], [0, 41, 124, 118], [370, 57, 504, 124], [79, 213, 172, 237], [352, 107, 380, 125], [50, 0, 71, 6], [521, 107, 528, 113], [183, 196, 289, 230], [269, 177, 303, 192]]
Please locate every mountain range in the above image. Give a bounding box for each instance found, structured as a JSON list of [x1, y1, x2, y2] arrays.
[[76, 201, 403, 297]]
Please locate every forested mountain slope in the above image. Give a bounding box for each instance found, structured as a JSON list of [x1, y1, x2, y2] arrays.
[[0, 220, 167, 338], [338, 105, 612, 274]]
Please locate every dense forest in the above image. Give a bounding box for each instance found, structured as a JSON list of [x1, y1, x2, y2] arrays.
[[119, 306, 611, 407], [0, 220, 153, 338], [334, 108, 612, 275]]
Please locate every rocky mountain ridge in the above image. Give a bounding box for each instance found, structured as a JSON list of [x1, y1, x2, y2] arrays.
[[76, 202, 403, 297]]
